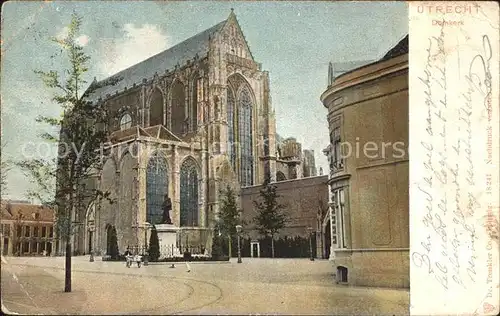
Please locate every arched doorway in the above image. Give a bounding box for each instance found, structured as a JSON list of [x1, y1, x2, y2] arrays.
[[105, 224, 112, 255], [85, 202, 96, 254]]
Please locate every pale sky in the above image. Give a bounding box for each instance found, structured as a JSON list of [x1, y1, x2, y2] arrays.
[[1, 1, 408, 200]]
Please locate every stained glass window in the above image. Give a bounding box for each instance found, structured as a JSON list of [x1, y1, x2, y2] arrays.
[[227, 88, 236, 169], [146, 152, 168, 225], [180, 158, 198, 227], [238, 87, 253, 186]]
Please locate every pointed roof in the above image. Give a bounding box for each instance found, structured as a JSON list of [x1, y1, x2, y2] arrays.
[[381, 34, 408, 61], [226, 8, 255, 61], [89, 18, 228, 101]]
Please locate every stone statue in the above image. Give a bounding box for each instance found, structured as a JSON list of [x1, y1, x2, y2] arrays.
[[162, 194, 173, 224]]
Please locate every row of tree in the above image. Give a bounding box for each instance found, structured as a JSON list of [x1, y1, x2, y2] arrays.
[[214, 235, 317, 258], [214, 181, 289, 259]]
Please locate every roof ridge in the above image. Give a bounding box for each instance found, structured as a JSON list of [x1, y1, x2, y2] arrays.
[[97, 19, 227, 84]]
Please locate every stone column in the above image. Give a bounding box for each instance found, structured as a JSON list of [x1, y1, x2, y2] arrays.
[[296, 163, 303, 179], [329, 188, 336, 261], [136, 142, 148, 251], [200, 150, 208, 227], [171, 145, 180, 226]]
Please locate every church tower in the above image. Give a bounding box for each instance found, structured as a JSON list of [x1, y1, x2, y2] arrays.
[[205, 9, 277, 218]]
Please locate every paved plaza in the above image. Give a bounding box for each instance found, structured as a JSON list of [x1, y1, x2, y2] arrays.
[[1, 256, 409, 315]]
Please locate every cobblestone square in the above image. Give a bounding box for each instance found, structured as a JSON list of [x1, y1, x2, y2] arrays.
[[1, 256, 409, 315]]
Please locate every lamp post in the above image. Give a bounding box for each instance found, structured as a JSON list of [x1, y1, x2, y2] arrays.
[[307, 226, 314, 261], [88, 221, 95, 262], [144, 222, 150, 266], [236, 224, 242, 263]]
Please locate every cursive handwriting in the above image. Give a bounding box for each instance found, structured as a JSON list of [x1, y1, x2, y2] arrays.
[[413, 26, 450, 291], [413, 28, 488, 293]]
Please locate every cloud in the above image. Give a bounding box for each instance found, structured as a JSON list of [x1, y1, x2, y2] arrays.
[[98, 23, 170, 77], [75, 34, 90, 47], [56, 26, 90, 47]]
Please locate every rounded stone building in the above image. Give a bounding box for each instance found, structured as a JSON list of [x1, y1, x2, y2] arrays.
[[321, 35, 409, 288]]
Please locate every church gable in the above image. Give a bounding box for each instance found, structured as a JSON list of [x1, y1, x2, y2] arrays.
[[219, 10, 255, 61]]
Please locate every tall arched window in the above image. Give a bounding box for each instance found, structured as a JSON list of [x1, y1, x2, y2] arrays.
[[146, 152, 168, 225], [238, 87, 253, 186], [149, 89, 164, 126], [171, 81, 185, 136], [227, 88, 236, 169], [120, 114, 132, 130], [180, 158, 198, 227]]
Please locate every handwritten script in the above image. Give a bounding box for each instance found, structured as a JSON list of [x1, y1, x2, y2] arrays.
[[410, 2, 499, 315]]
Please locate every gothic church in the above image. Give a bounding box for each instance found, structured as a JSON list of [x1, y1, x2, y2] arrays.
[[62, 10, 312, 256]]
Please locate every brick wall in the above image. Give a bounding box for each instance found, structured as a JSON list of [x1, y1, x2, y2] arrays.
[[240, 175, 328, 240]]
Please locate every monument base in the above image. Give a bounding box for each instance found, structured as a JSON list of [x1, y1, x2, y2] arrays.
[[156, 224, 182, 258]]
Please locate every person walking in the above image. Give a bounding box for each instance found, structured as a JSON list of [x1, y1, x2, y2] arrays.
[[124, 247, 132, 268]]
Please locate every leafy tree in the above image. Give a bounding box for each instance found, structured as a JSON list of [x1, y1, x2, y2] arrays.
[[148, 225, 160, 262], [108, 226, 119, 260], [217, 185, 243, 257], [16, 14, 119, 292], [210, 231, 224, 259], [253, 182, 288, 258]]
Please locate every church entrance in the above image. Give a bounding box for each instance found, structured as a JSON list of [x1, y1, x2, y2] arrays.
[[105, 224, 112, 255]]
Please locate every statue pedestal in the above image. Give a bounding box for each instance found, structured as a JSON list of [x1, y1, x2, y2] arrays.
[[156, 224, 182, 258]]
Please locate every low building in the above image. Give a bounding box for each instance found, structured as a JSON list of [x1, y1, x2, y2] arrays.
[[320, 35, 409, 288], [0, 200, 55, 256], [240, 175, 329, 258]]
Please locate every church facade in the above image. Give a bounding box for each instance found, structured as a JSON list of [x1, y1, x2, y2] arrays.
[[58, 11, 313, 256]]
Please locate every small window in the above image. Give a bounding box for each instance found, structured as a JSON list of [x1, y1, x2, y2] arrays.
[[3, 224, 10, 236], [337, 266, 348, 283], [25, 226, 30, 237], [42, 227, 47, 237], [17, 226, 22, 237], [120, 114, 132, 130], [49, 227, 54, 238], [34, 227, 39, 237]]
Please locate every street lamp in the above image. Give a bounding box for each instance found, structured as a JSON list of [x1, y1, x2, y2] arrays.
[[307, 226, 314, 261], [236, 224, 242, 263], [144, 222, 151, 266]]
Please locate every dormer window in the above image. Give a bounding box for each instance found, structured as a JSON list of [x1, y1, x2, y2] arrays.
[[120, 114, 132, 130]]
